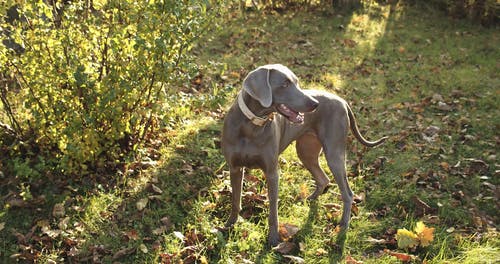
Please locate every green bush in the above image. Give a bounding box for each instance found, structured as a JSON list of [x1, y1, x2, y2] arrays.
[[427, 0, 498, 25], [0, 0, 222, 176]]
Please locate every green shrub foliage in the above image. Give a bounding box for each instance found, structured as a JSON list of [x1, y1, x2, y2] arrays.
[[0, 0, 221, 176], [429, 0, 498, 25]]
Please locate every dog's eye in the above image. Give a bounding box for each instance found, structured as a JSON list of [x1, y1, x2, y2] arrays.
[[282, 80, 291, 88]]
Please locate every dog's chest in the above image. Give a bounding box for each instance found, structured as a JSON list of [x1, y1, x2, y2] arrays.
[[228, 137, 273, 169]]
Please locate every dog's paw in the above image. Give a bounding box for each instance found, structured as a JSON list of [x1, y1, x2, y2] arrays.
[[267, 236, 281, 247], [224, 214, 242, 228]]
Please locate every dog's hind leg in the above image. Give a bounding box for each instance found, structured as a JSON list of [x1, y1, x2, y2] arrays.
[[320, 112, 353, 229], [296, 132, 331, 200]]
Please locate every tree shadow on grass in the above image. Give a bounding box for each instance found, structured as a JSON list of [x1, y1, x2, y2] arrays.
[[66, 119, 226, 262]]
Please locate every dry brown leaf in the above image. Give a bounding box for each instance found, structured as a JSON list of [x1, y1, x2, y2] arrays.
[[324, 203, 342, 210], [7, 198, 26, 208], [152, 226, 167, 235], [161, 216, 172, 228], [351, 204, 359, 216], [52, 203, 65, 218], [273, 241, 296, 254], [124, 229, 139, 241], [279, 223, 299, 241], [112, 247, 136, 260], [384, 249, 416, 262], [346, 254, 363, 264]]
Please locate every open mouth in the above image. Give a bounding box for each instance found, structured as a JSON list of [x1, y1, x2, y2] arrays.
[[277, 104, 304, 124]]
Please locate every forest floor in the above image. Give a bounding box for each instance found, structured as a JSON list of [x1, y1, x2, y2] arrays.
[[1, 2, 499, 263]]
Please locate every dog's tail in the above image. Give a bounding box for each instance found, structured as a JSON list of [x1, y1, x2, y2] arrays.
[[346, 103, 388, 147]]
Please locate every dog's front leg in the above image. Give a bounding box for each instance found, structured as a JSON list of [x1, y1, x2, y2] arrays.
[[225, 166, 244, 227], [265, 166, 280, 246]]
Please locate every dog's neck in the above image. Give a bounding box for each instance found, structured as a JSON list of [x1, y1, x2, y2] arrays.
[[238, 91, 274, 126]]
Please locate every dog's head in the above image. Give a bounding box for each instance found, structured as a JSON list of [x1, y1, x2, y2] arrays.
[[242, 64, 319, 123]]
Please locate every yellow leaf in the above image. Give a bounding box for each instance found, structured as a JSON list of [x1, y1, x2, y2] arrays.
[[136, 198, 149, 211], [395, 228, 419, 249], [299, 183, 309, 199], [199, 256, 208, 264], [414, 221, 435, 247]]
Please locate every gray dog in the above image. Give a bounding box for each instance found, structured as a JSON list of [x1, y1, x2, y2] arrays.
[[222, 64, 387, 246]]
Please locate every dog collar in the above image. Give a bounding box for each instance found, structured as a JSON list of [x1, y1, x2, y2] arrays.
[[237, 92, 273, 126]]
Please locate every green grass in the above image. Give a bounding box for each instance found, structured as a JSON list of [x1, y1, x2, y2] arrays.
[[1, 1, 499, 263]]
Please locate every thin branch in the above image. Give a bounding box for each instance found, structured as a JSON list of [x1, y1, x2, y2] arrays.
[[0, 121, 17, 137], [9, 61, 49, 123], [0, 75, 23, 137]]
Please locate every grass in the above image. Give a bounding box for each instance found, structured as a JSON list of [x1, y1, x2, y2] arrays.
[[1, 1, 499, 263]]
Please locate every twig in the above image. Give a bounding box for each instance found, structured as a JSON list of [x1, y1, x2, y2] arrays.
[[0, 75, 23, 137], [9, 61, 50, 124], [0, 121, 17, 137]]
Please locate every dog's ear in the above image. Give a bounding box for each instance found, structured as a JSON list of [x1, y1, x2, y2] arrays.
[[243, 67, 272, 108]]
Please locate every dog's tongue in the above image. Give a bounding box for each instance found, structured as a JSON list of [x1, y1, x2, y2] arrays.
[[278, 104, 304, 123]]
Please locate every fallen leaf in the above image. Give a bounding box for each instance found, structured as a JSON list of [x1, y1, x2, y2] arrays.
[[384, 249, 415, 262], [273, 241, 296, 254], [324, 203, 342, 210], [411, 196, 433, 216], [199, 255, 208, 264], [150, 184, 163, 194], [52, 203, 65, 218], [299, 183, 309, 199], [112, 247, 136, 260], [139, 243, 148, 253], [346, 254, 363, 264], [343, 39, 357, 48], [152, 226, 167, 235], [431, 93, 444, 102], [124, 229, 140, 241], [58, 217, 70, 230], [41, 226, 62, 238], [351, 203, 359, 216], [466, 158, 489, 174], [283, 255, 305, 263], [395, 228, 419, 249], [366, 236, 387, 244], [414, 221, 434, 247], [68, 246, 79, 257], [244, 173, 260, 183], [160, 253, 177, 263], [436, 101, 452, 111], [0, 222, 5, 231], [440, 162, 450, 171], [173, 231, 185, 241], [279, 223, 300, 241], [315, 248, 328, 256], [136, 198, 149, 211]]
